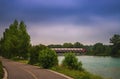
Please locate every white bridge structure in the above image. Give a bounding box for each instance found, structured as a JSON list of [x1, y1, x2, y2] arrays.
[[51, 48, 86, 55]]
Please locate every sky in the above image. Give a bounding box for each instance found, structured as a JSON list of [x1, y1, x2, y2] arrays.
[[0, 0, 120, 45]]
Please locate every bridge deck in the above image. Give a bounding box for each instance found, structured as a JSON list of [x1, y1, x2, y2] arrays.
[[51, 48, 86, 53]]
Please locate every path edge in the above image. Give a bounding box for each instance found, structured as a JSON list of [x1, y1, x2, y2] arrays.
[[3, 68, 8, 79], [47, 69, 73, 79]]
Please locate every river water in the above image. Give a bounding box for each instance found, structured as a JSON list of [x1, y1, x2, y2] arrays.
[[58, 56, 120, 79]]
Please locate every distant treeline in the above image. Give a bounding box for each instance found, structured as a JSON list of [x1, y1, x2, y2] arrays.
[[48, 42, 111, 56], [0, 20, 120, 58], [48, 36, 120, 57], [48, 42, 84, 48]]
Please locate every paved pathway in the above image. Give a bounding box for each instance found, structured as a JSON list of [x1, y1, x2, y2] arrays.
[[1, 58, 69, 79]]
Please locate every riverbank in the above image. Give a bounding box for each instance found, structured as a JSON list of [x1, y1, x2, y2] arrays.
[[51, 66, 104, 79], [11, 58, 106, 79]]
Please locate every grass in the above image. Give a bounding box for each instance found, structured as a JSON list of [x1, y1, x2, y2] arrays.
[[0, 60, 4, 79], [51, 66, 105, 79], [11, 57, 28, 64]]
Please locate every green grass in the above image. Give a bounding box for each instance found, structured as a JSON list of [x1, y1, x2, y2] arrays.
[[11, 57, 28, 64], [51, 66, 105, 79], [0, 60, 4, 79]]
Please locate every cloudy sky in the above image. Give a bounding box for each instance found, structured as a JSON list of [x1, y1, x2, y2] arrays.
[[0, 0, 120, 45]]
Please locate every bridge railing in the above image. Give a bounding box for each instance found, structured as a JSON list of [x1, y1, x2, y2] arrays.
[[51, 48, 86, 54]]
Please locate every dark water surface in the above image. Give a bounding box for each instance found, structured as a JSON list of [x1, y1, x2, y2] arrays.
[[58, 56, 120, 79]]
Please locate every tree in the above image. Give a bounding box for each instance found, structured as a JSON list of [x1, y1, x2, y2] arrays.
[[73, 42, 83, 48], [28, 44, 47, 65], [63, 43, 73, 48], [0, 20, 31, 59], [17, 21, 31, 59], [39, 48, 58, 68], [110, 34, 120, 56], [93, 43, 105, 55], [62, 53, 83, 70]]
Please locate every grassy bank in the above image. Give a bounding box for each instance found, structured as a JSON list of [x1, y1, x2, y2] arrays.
[[0, 60, 4, 79], [11, 57, 28, 64], [51, 66, 104, 79], [12, 59, 106, 79]]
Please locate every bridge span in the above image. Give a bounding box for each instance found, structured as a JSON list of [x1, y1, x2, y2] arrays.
[[51, 48, 86, 55]]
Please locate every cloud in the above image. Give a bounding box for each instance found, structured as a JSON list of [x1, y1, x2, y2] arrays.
[[0, 0, 120, 45], [28, 17, 120, 45]]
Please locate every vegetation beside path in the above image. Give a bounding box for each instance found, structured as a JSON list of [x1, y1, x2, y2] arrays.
[[12, 52, 106, 79], [51, 66, 103, 79], [0, 60, 4, 79]]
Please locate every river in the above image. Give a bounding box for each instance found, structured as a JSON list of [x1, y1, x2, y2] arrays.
[[58, 56, 120, 79]]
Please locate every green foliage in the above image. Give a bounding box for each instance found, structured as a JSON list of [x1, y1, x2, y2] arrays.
[[51, 66, 103, 79], [48, 42, 84, 48], [0, 20, 31, 59], [92, 43, 111, 56], [39, 48, 58, 68], [93, 43, 105, 55], [0, 61, 4, 79], [63, 43, 73, 48], [73, 42, 83, 48], [110, 34, 120, 57], [62, 53, 82, 70], [48, 44, 63, 48], [84, 45, 93, 55], [28, 44, 47, 65]]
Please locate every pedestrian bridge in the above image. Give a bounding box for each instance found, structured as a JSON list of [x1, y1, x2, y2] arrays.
[[51, 48, 86, 55]]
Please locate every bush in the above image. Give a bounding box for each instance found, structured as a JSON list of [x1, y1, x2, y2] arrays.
[[0, 61, 4, 79], [28, 44, 47, 65], [62, 53, 83, 70], [39, 48, 58, 68]]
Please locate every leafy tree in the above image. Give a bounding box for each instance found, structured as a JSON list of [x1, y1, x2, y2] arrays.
[[28, 44, 47, 65], [0, 20, 31, 59], [93, 43, 105, 55], [92, 43, 111, 56], [63, 43, 73, 48], [73, 42, 84, 48], [62, 53, 83, 70], [84, 45, 93, 55], [17, 21, 31, 59], [104, 45, 111, 56], [39, 48, 58, 68], [110, 34, 120, 56]]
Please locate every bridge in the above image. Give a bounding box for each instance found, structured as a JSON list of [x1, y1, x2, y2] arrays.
[[51, 48, 86, 55]]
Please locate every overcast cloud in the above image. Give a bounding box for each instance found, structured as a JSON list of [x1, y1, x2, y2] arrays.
[[0, 0, 120, 45]]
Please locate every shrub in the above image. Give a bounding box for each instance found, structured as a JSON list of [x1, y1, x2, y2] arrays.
[[39, 48, 58, 68], [28, 44, 47, 65], [62, 53, 83, 70], [0, 60, 4, 79]]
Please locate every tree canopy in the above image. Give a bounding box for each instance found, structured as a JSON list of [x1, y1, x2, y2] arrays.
[[0, 20, 30, 59], [110, 34, 120, 56]]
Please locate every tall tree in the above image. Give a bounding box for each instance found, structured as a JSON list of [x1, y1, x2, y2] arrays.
[[18, 21, 31, 59], [0, 20, 31, 59], [110, 34, 120, 56]]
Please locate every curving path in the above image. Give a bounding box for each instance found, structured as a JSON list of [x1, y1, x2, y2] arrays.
[[1, 58, 70, 79]]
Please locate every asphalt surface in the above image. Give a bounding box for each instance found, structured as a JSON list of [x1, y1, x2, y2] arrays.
[[1, 58, 68, 79]]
